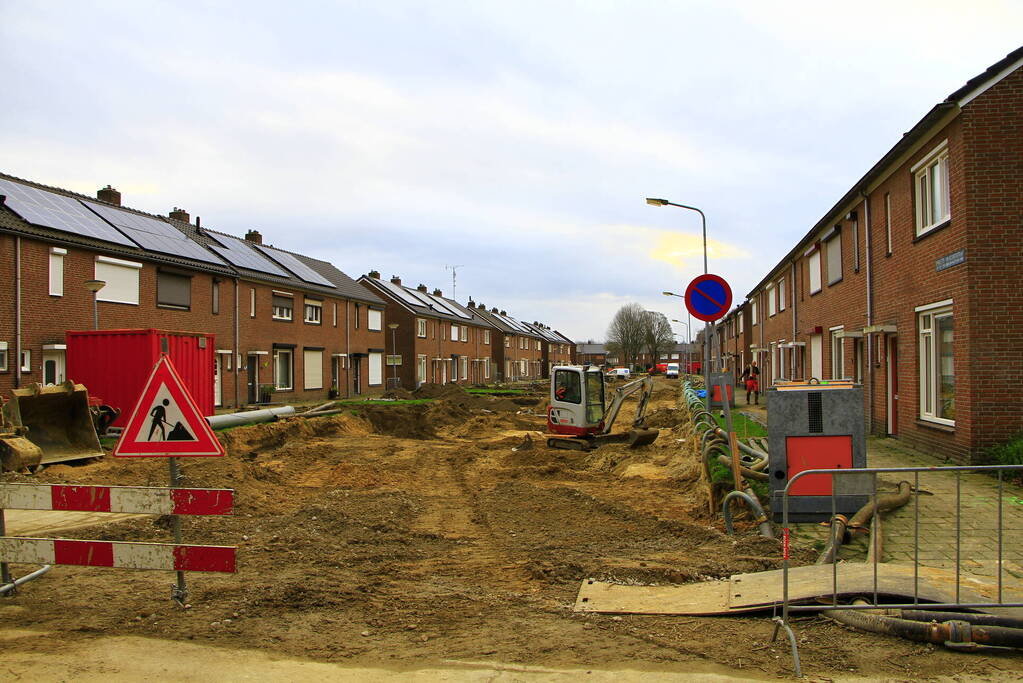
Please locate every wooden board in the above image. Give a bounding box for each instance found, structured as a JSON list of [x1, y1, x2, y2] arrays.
[[575, 563, 1023, 616]]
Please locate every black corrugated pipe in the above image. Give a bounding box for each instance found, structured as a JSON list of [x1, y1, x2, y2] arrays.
[[827, 609, 1023, 649], [722, 489, 774, 538]]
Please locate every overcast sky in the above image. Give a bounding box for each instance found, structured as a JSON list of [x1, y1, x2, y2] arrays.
[[2, 1, 1020, 341]]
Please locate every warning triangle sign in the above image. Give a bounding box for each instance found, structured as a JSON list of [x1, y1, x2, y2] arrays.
[[113, 355, 226, 458]]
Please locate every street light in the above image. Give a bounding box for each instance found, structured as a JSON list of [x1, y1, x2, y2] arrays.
[[649, 197, 710, 397], [671, 319, 693, 374], [387, 323, 399, 389], [84, 279, 106, 330]]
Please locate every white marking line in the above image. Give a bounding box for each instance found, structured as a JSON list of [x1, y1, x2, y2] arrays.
[[113, 542, 175, 570], [0, 537, 56, 564]]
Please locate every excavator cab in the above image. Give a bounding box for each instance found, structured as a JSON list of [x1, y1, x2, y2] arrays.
[[546, 366, 658, 451]]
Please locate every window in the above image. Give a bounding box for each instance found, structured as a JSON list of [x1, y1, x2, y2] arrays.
[[273, 348, 293, 390], [49, 247, 65, 296], [826, 231, 842, 285], [368, 309, 382, 331], [738, 314, 744, 334], [303, 349, 323, 390], [272, 295, 293, 321], [95, 256, 141, 305], [20, 349, 31, 373], [504, 336, 510, 348], [536, 339, 541, 351], [484, 329, 490, 344], [461, 326, 468, 343], [830, 326, 844, 380], [914, 142, 950, 236], [751, 299, 758, 325], [808, 249, 822, 293], [484, 359, 490, 379], [520, 359, 527, 376], [767, 284, 776, 316], [451, 357, 458, 382], [778, 277, 786, 312], [355, 303, 360, 329], [212, 281, 220, 315], [852, 220, 859, 272], [250, 288, 256, 317], [417, 355, 427, 384], [417, 318, 427, 338], [461, 356, 467, 380], [918, 302, 954, 425], [304, 299, 322, 324], [157, 271, 191, 310], [884, 193, 892, 255], [332, 302, 337, 327], [554, 369, 582, 403], [368, 352, 383, 386], [451, 323, 459, 341], [0, 341, 7, 372], [854, 339, 863, 384]]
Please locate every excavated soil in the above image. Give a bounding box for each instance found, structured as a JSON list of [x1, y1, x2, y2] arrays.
[[2, 379, 1018, 679]]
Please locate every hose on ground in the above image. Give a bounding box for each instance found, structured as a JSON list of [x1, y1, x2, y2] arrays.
[[722, 489, 774, 538], [826, 608, 1023, 649], [716, 454, 769, 481]]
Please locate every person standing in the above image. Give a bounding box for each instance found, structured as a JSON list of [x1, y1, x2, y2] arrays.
[[741, 361, 761, 405]]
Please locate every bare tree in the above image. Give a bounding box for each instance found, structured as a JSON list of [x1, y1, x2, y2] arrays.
[[605, 303, 647, 369], [642, 311, 675, 367]]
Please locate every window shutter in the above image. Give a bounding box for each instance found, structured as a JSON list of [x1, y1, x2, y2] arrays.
[[157, 271, 191, 308], [303, 349, 323, 389]]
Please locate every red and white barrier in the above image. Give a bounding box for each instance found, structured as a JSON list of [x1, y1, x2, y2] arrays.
[[0, 537, 235, 573], [0, 484, 232, 516]]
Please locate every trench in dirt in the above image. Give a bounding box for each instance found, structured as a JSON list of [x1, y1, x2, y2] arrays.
[[1, 380, 1017, 679]]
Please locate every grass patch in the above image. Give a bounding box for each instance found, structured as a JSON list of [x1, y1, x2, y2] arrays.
[[466, 388, 525, 395], [713, 412, 767, 439], [709, 458, 769, 501]]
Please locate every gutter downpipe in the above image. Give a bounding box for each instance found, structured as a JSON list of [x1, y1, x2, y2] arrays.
[[233, 278, 240, 409], [14, 236, 21, 389], [862, 191, 874, 435], [791, 260, 797, 377], [345, 300, 351, 398]]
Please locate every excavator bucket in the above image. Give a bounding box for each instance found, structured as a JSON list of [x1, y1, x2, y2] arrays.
[[1, 382, 103, 471], [627, 428, 659, 448]]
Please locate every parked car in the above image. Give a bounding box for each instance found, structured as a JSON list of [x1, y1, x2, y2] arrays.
[[605, 367, 631, 380], [665, 363, 680, 379]]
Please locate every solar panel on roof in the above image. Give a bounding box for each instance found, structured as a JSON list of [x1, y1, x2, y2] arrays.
[[256, 245, 335, 288], [379, 280, 430, 308], [208, 234, 290, 277], [82, 201, 224, 265], [0, 178, 136, 247], [424, 294, 470, 319]]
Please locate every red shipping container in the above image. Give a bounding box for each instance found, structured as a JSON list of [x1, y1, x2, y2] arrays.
[[66, 329, 215, 428]]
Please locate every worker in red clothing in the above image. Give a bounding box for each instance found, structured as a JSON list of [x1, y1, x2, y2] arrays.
[[741, 361, 761, 405]]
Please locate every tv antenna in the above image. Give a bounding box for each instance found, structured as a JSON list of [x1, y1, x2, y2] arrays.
[[445, 264, 465, 299]]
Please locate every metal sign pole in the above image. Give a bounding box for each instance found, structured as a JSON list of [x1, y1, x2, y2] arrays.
[[168, 457, 187, 605], [0, 506, 11, 594]]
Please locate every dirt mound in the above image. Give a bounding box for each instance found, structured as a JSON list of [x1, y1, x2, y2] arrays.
[[644, 406, 688, 428], [381, 388, 415, 400], [412, 382, 467, 399]]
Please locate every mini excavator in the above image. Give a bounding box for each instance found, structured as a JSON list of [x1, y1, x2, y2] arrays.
[[545, 366, 659, 451]]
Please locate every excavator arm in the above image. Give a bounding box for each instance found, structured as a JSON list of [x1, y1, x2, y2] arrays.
[[599, 375, 653, 435]]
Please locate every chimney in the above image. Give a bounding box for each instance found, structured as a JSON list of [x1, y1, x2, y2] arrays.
[[244, 229, 262, 244], [390, 275, 401, 285], [169, 207, 190, 223], [433, 288, 442, 296], [368, 270, 380, 279], [417, 284, 428, 292], [195, 216, 201, 230], [491, 307, 498, 313], [97, 185, 121, 206], [500, 310, 506, 316]]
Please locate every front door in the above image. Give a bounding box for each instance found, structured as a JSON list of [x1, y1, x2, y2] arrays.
[[247, 355, 258, 404], [214, 355, 223, 407], [42, 350, 65, 385], [887, 336, 898, 435], [352, 356, 362, 395], [810, 335, 823, 381]]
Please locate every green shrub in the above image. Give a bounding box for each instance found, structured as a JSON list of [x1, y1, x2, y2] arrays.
[[985, 432, 1023, 466]]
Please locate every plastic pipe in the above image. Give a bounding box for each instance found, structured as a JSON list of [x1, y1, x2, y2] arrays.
[[0, 564, 51, 595], [722, 489, 774, 538], [206, 406, 296, 429]]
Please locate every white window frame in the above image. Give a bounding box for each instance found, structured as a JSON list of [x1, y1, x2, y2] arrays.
[[751, 299, 758, 325], [917, 300, 955, 426], [368, 309, 382, 331], [777, 277, 786, 312], [49, 247, 66, 297], [808, 249, 822, 294], [504, 336, 510, 348], [738, 314, 744, 334], [830, 325, 844, 380], [332, 302, 338, 328], [303, 300, 322, 325], [484, 329, 490, 344], [368, 352, 383, 386], [484, 359, 491, 379], [913, 140, 951, 237], [0, 341, 7, 372], [767, 284, 776, 317], [250, 288, 256, 318], [417, 318, 427, 338], [451, 323, 459, 341], [94, 255, 142, 305], [461, 355, 468, 380], [461, 325, 468, 343], [20, 349, 31, 373], [273, 348, 293, 391], [417, 354, 427, 384], [535, 339, 541, 351]]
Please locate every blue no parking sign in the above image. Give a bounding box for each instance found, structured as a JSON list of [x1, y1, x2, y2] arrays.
[[684, 274, 732, 322]]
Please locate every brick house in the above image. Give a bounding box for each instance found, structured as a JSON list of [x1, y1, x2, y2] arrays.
[[0, 173, 385, 410], [358, 272, 497, 387], [741, 46, 1023, 463], [523, 322, 574, 377], [575, 343, 610, 367], [471, 305, 544, 382]]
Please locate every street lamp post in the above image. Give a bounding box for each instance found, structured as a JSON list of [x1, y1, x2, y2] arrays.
[[649, 197, 711, 400], [388, 323, 399, 389], [84, 279, 106, 330], [670, 318, 691, 374]]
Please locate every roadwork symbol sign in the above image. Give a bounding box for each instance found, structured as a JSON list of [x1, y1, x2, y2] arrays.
[[113, 356, 226, 458], [684, 273, 733, 323]]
